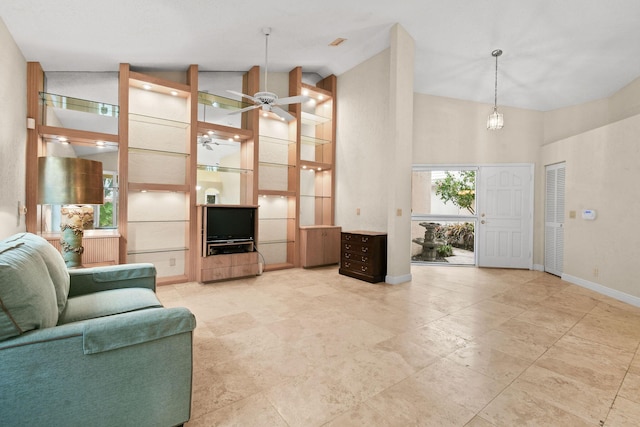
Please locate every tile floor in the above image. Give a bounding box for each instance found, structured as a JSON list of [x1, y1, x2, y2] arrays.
[[156, 266, 640, 426]]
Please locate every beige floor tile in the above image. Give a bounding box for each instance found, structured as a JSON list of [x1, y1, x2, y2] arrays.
[[540, 290, 600, 313], [323, 402, 395, 427], [466, 299, 526, 319], [429, 314, 497, 341], [472, 329, 548, 362], [203, 312, 260, 337], [619, 372, 640, 404], [534, 334, 633, 392], [480, 385, 592, 426], [490, 288, 550, 309], [190, 364, 261, 418], [569, 313, 640, 351], [513, 364, 614, 424], [464, 416, 497, 426], [604, 396, 640, 426], [164, 265, 640, 425], [374, 334, 441, 371], [405, 324, 470, 357], [447, 342, 531, 384], [366, 376, 477, 426], [186, 392, 287, 427], [413, 358, 505, 413], [630, 352, 640, 375], [494, 318, 564, 347], [590, 300, 640, 322], [265, 371, 360, 427], [515, 304, 584, 334], [322, 347, 416, 401]]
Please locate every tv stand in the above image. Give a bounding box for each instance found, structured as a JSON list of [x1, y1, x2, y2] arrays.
[[197, 205, 260, 282], [206, 241, 254, 256]]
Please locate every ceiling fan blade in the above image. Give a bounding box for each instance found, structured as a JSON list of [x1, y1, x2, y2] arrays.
[[227, 104, 261, 115], [272, 106, 295, 122], [274, 95, 311, 106], [227, 90, 259, 104], [205, 144, 213, 151]]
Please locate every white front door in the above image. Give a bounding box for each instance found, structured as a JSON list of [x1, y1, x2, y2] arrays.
[[477, 165, 533, 269]]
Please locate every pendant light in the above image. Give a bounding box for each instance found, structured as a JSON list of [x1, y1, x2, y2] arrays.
[[487, 49, 504, 130]]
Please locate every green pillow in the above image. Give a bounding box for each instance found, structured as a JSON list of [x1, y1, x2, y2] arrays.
[[0, 237, 59, 342]]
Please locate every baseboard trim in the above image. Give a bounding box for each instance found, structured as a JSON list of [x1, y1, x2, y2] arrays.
[[562, 274, 640, 308], [532, 264, 544, 271], [386, 273, 412, 285]]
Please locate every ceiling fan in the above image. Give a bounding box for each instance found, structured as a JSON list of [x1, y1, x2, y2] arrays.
[[197, 134, 236, 151], [227, 27, 309, 122]]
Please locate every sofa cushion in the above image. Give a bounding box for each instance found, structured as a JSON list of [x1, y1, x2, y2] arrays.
[[0, 237, 59, 342], [58, 287, 163, 325], [10, 233, 70, 315]]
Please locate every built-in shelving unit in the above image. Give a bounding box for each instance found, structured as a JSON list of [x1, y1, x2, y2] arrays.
[[26, 62, 336, 282], [119, 66, 197, 285]]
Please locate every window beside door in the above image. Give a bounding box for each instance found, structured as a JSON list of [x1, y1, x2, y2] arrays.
[[411, 168, 477, 265]]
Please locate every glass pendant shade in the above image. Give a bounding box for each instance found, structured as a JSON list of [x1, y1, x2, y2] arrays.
[[487, 108, 504, 130]]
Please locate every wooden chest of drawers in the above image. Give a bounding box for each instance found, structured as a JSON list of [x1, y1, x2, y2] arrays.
[[339, 231, 387, 283]]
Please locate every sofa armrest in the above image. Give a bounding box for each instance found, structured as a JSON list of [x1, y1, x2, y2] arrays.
[[83, 307, 195, 354], [0, 306, 195, 353], [68, 263, 156, 297]]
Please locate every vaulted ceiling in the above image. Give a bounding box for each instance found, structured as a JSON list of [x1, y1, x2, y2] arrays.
[[2, 0, 640, 111]]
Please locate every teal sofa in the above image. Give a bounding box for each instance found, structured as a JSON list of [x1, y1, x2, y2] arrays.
[[0, 232, 196, 427]]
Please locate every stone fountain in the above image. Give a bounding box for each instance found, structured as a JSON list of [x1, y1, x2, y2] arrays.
[[412, 222, 444, 262]]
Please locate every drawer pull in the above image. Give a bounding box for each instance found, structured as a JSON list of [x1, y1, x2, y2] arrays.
[[361, 256, 368, 262], [345, 244, 351, 250], [344, 261, 351, 268], [361, 266, 368, 272], [345, 253, 351, 259], [362, 247, 368, 253], [345, 235, 352, 240], [362, 237, 369, 243]]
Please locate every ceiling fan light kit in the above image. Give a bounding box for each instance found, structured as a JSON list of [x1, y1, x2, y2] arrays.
[[227, 27, 310, 122], [487, 49, 504, 130]]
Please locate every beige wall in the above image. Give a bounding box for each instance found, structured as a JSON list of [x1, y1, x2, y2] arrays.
[[0, 18, 27, 239], [384, 24, 414, 283], [544, 75, 640, 145], [336, 49, 390, 233], [541, 114, 640, 300], [412, 94, 546, 265]]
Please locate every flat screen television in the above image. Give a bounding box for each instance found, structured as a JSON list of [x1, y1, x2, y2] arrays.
[[205, 206, 255, 243]]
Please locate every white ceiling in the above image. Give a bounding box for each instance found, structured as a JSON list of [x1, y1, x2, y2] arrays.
[[2, 0, 640, 111]]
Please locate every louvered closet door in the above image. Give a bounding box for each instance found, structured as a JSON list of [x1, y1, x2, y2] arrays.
[[545, 163, 565, 276]]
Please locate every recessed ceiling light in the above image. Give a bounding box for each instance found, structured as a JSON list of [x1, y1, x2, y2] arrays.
[[329, 38, 347, 47], [318, 95, 324, 101], [142, 84, 152, 90], [234, 134, 240, 139], [228, 138, 233, 142], [207, 130, 214, 135], [302, 89, 309, 96], [263, 112, 269, 117], [170, 90, 178, 96], [96, 141, 105, 146]]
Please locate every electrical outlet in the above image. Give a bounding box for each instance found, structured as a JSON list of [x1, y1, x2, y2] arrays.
[[170, 257, 176, 267], [396, 208, 402, 216]]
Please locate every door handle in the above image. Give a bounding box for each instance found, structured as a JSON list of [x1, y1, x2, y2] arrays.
[[481, 220, 486, 224]]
